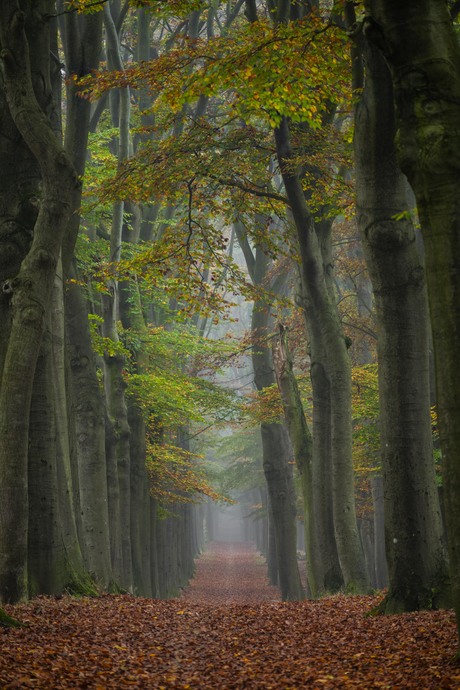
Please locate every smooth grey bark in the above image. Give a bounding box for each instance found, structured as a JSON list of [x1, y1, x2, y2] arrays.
[[150, 497, 160, 597], [100, 1, 134, 591], [0, 1, 79, 603], [260, 421, 303, 599], [51, 263, 89, 589], [27, 268, 90, 597], [366, 0, 460, 643], [235, 223, 304, 600], [118, 206, 152, 597], [252, 261, 304, 600], [57, 7, 113, 588], [309, 349, 343, 593], [306, 217, 345, 595], [371, 475, 388, 589], [274, 119, 368, 593], [359, 518, 375, 587], [28, 321, 66, 596], [354, 22, 450, 612], [66, 284, 113, 587], [127, 401, 152, 596], [272, 323, 316, 597]]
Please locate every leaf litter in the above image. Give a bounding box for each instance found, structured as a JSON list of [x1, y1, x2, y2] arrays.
[[1, 541, 458, 689]]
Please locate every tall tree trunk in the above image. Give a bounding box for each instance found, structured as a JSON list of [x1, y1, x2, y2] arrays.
[[371, 475, 388, 589], [28, 268, 91, 596], [28, 320, 66, 596], [59, 9, 112, 588], [51, 263, 92, 593], [236, 221, 304, 600], [272, 323, 316, 597], [251, 277, 304, 599], [367, 0, 460, 642], [354, 29, 450, 612], [259, 421, 303, 599], [66, 283, 113, 587], [274, 119, 369, 592], [100, 1, 134, 591], [0, 1, 79, 602], [118, 207, 152, 597]]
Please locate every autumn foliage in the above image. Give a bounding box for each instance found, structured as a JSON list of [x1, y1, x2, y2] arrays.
[[1, 543, 458, 689]]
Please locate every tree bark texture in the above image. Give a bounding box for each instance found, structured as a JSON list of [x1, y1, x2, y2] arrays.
[[272, 323, 317, 597], [371, 475, 388, 589], [275, 119, 369, 593], [354, 29, 450, 612], [0, 1, 79, 602], [367, 0, 458, 627], [250, 246, 304, 601]]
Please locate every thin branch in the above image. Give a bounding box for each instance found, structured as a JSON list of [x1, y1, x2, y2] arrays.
[[209, 174, 289, 205], [45, 0, 109, 19]]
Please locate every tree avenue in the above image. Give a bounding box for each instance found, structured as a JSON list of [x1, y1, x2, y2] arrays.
[[0, 0, 459, 658]]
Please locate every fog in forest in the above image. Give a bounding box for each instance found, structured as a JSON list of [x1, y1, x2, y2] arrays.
[[209, 503, 248, 543]]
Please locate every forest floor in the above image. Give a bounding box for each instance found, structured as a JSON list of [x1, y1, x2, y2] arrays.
[[1, 541, 459, 689]]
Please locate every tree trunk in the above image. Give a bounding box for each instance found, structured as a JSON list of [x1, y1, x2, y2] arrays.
[[128, 402, 152, 597], [309, 356, 343, 593], [99, 0, 134, 592], [371, 475, 388, 589], [260, 421, 303, 600], [356, 15, 450, 612], [57, 5, 112, 589], [367, 0, 460, 641], [274, 119, 368, 593], [250, 247, 304, 600], [0, 1, 79, 602], [272, 323, 317, 596], [28, 320, 66, 596], [234, 221, 303, 599]]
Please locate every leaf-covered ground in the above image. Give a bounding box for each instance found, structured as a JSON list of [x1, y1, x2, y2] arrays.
[[1, 541, 459, 689]]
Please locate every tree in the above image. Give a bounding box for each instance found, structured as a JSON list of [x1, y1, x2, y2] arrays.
[[366, 0, 460, 643], [85, 0, 369, 594], [236, 222, 304, 600], [60, 3, 114, 591], [0, 0, 80, 603], [352, 7, 450, 612], [266, 0, 368, 593], [272, 322, 316, 596], [0, 0, 223, 606]]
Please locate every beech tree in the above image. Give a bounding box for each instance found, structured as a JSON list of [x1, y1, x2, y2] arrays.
[[2, 0, 457, 626], [365, 0, 460, 641], [235, 221, 304, 600], [351, 7, 450, 612], [0, 0, 227, 606], [0, 0, 81, 602], [265, 0, 368, 593]]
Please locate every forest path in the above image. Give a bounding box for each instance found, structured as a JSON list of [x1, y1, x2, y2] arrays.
[[0, 542, 458, 689], [180, 540, 280, 604]]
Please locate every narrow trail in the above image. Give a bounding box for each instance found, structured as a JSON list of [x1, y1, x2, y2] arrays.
[[0, 542, 458, 689], [180, 541, 280, 604]]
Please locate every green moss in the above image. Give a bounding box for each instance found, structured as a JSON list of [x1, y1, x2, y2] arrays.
[[64, 569, 99, 597], [0, 607, 26, 628], [368, 581, 451, 616], [107, 580, 129, 595]]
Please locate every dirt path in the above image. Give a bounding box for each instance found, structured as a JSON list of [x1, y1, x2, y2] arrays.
[[180, 541, 280, 604], [0, 542, 458, 689]]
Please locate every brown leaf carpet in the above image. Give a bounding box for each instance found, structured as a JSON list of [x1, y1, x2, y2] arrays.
[[1, 541, 459, 689]]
